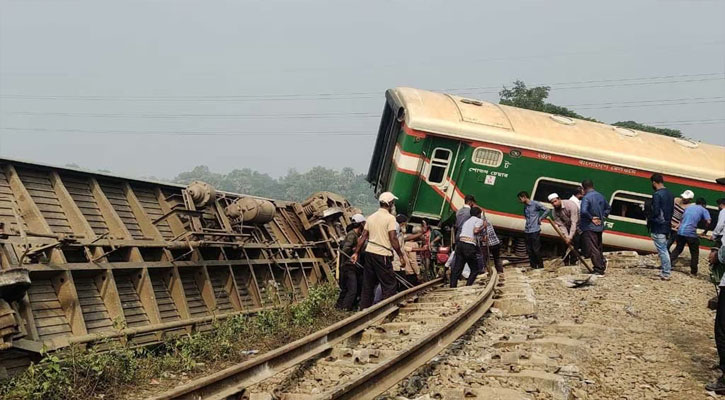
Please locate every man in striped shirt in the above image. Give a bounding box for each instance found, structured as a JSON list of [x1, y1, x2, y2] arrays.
[[479, 211, 503, 275], [668, 190, 694, 250]]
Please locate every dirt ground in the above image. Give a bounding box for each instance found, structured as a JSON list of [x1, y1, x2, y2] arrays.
[[532, 256, 717, 400], [385, 252, 722, 400], [531, 256, 719, 399]]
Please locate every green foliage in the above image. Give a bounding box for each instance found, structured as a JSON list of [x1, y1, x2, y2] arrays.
[[612, 120, 683, 138], [0, 345, 143, 400], [499, 80, 598, 122], [173, 166, 378, 215], [499, 80, 685, 137], [0, 284, 346, 400]]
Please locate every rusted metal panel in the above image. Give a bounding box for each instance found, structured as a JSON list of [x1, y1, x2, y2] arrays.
[[0, 158, 354, 375]]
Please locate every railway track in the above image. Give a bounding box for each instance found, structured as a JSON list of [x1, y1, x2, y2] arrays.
[[151, 270, 498, 400]]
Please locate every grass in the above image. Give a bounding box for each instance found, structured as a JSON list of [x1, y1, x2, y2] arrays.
[[0, 283, 348, 400]]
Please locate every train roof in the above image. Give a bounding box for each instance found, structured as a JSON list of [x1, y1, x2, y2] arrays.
[[387, 87, 725, 184]]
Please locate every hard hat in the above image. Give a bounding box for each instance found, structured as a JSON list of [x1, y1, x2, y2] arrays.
[[681, 190, 695, 200], [350, 213, 366, 223], [379, 192, 398, 203], [547, 193, 559, 202]]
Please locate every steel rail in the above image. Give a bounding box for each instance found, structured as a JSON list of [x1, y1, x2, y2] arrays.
[[150, 278, 443, 400], [324, 270, 498, 400]]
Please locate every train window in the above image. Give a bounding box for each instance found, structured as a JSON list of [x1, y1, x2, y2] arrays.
[[609, 191, 651, 224], [472, 147, 503, 168], [532, 178, 580, 204], [427, 148, 452, 185]]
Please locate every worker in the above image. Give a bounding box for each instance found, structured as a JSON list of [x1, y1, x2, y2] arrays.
[[351, 192, 408, 309], [670, 197, 711, 276], [711, 198, 725, 245], [548, 193, 580, 265], [410, 220, 439, 280], [455, 195, 476, 243], [451, 207, 485, 287], [428, 222, 444, 279], [647, 173, 675, 280], [668, 190, 695, 250], [335, 213, 366, 311], [393, 214, 418, 287], [579, 179, 611, 275], [706, 246, 725, 394], [480, 210, 503, 276], [517, 191, 548, 270], [569, 186, 585, 209]]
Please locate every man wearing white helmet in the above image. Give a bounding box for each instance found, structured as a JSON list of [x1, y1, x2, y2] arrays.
[[670, 197, 711, 275], [351, 192, 408, 309], [335, 213, 366, 311], [668, 189, 695, 250]]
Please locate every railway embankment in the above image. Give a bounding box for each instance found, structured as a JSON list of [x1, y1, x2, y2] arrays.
[[385, 253, 718, 400]]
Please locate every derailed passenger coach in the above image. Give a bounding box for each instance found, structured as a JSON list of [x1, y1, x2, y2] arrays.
[[368, 87, 725, 256], [0, 158, 355, 377]]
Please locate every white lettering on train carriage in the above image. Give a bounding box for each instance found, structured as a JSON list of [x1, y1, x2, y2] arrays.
[[578, 160, 637, 176]]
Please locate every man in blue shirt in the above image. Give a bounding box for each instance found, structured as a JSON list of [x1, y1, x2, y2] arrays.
[[647, 173, 675, 280], [670, 197, 711, 275], [579, 179, 611, 275], [517, 191, 548, 269]]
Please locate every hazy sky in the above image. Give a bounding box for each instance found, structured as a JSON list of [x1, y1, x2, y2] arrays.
[[1, 0, 723, 179]]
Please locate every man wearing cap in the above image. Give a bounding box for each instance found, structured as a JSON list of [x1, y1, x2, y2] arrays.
[[351, 192, 408, 309], [336, 213, 366, 311], [668, 190, 694, 250], [647, 173, 675, 280], [579, 179, 611, 275], [549, 193, 580, 265], [670, 197, 711, 275]]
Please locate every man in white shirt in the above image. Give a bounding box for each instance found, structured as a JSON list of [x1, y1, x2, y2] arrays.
[[450, 207, 485, 287], [455, 194, 476, 242], [711, 198, 725, 245], [569, 186, 585, 209], [351, 192, 408, 309]]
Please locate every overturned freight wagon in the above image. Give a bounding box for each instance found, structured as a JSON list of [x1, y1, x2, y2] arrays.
[[0, 158, 355, 377], [368, 87, 725, 256]]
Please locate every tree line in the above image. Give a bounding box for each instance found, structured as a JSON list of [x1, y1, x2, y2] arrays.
[[172, 166, 380, 214], [499, 80, 684, 138]]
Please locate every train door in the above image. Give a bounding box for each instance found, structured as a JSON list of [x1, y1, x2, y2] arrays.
[[410, 136, 462, 220]]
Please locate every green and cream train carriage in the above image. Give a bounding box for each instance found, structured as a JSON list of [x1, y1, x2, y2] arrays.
[[367, 87, 725, 257]]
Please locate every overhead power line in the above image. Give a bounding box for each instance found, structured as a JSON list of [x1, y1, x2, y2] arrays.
[[0, 72, 722, 102], [2, 118, 723, 137], [1, 111, 380, 120], [0, 127, 375, 137], [3, 96, 724, 120]]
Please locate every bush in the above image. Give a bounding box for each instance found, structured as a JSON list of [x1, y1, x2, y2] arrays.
[[0, 284, 345, 400]]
